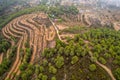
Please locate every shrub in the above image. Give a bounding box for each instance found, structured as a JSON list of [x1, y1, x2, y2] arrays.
[[51, 76, 56, 80], [99, 57, 106, 64], [41, 75, 48, 80], [49, 66, 57, 74], [38, 73, 43, 79], [71, 56, 79, 64], [55, 56, 64, 68], [89, 64, 97, 71], [43, 59, 48, 66], [39, 66, 44, 73], [114, 68, 120, 80], [35, 65, 40, 75]]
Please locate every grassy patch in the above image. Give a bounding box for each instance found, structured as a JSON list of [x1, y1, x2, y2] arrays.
[[62, 26, 89, 34]]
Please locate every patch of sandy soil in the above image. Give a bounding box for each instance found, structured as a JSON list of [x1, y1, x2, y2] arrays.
[[48, 41, 56, 48], [56, 25, 69, 30], [60, 34, 74, 39], [113, 22, 120, 31]]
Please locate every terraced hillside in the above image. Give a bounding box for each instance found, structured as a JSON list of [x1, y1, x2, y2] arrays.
[[1, 13, 56, 80]]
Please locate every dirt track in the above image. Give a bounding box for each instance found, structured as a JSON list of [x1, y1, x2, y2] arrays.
[[0, 53, 3, 64], [89, 51, 116, 80]]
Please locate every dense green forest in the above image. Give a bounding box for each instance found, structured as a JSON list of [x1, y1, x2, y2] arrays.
[[0, 0, 28, 12]]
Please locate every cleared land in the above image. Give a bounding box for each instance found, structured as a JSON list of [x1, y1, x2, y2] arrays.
[[1, 13, 56, 80]]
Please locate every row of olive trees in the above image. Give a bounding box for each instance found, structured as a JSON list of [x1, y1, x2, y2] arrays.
[[0, 35, 10, 53], [17, 46, 34, 80], [0, 46, 17, 76]]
